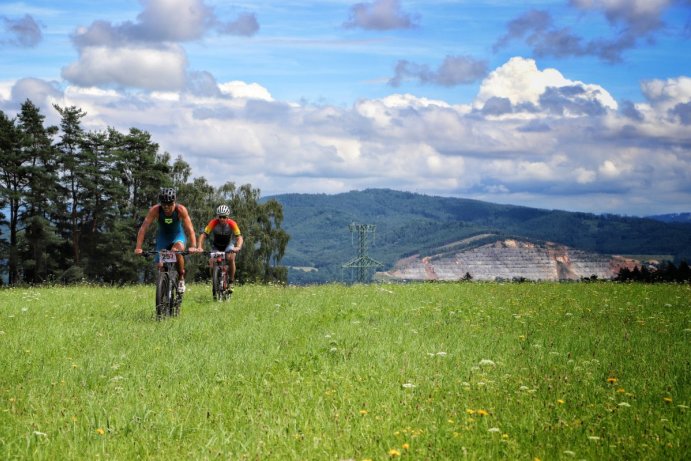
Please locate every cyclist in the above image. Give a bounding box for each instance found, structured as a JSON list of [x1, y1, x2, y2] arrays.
[[134, 188, 200, 293], [197, 204, 243, 291]]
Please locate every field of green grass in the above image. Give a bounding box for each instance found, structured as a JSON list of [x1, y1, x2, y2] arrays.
[[1, 282, 689, 460]]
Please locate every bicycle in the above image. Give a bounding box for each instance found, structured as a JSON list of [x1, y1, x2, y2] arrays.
[[143, 249, 188, 319], [207, 250, 235, 302]]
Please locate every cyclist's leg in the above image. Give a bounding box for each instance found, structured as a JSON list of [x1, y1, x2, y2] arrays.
[[171, 235, 186, 281], [225, 243, 236, 283]]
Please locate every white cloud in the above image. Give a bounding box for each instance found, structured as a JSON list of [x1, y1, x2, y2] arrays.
[[474, 57, 617, 112], [219, 81, 273, 101], [62, 45, 188, 91], [640, 76, 691, 110]]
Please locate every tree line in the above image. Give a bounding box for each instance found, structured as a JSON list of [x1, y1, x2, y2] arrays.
[[0, 99, 289, 286], [615, 261, 691, 283]]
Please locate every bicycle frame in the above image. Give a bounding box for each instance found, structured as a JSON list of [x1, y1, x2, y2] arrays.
[[209, 251, 231, 302], [144, 250, 187, 319]]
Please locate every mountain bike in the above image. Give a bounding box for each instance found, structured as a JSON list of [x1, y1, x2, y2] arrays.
[[207, 250, 235, 302], [143, 250, 188, 319]]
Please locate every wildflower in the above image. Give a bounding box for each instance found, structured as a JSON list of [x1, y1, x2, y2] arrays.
[[360, 409, 368, 415], [466, 409, 475, 415], [663, 397, 673, 403], [477, 409, 489, 416], [96, 428, 105, 435], [557, 399, 565, 405], [402, 443, 410, 450], [607, 377, 618, 384], [616, 388, 625, 393], [388, 448, 401, 457]]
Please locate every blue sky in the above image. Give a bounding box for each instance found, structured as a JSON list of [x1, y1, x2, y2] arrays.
[[1, 0, 690, 216]]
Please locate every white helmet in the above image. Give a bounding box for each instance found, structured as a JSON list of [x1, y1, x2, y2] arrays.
[[216, 204, 230, 217]]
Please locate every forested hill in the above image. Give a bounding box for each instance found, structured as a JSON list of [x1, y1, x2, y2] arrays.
[[266, 189, 691, 284]]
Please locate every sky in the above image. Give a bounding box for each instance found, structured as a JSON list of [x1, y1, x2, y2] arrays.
[[1, 0, 690, 216]]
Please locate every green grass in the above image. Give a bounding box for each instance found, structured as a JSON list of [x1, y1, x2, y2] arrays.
[[1, 282, 689, 460]]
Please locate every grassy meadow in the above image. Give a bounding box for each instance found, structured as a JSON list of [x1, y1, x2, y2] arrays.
[[0, 282, 689, 460]]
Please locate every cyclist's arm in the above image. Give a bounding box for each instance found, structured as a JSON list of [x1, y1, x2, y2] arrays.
[[134, 206, 158, 254], [178, 205, 197, 249], [234, 235, 243, 252], [197, 232, 207, 250]]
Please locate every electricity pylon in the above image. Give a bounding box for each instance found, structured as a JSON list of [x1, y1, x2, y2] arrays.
[[342, 223, 383, 283]]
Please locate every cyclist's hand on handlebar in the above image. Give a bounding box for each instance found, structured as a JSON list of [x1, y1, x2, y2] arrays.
[[188, 247, 201, 253]]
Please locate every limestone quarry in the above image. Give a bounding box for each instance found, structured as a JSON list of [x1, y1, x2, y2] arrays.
[[377, 238, 639, 282]]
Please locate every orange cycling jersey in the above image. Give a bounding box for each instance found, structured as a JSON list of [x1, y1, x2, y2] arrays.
[[203, 218, 241, 249]]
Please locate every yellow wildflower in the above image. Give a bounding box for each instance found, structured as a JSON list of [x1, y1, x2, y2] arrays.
[[616, 388, 626, 393], [557, 399, 565, 405], [360, 409, 368, 415], [466, 409, 475, 415], [607, 377, 618, 384], [388, 448, 401, 457], [96, 428, 105, 436], [477, 409, 489, 416], [663, 397, 673, 403], [402, 443, 410, 450]]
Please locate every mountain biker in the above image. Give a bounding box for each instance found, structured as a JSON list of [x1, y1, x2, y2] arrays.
[[197, 204, 243, 291], [134, 188, 200, 293]]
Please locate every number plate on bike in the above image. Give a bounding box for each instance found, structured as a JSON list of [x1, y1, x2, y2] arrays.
[[160, 250, 177, 263]]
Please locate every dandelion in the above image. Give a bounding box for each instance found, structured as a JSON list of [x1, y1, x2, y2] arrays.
[[96, 428, 105, 436], [607, 377, 618, 384], [477, 409, 489, 416], [466, 409, 476, 415], [663, 397, 673, 403], [388, 448, 401, 457], [360, 409, 368, 415], [557, 399, 565, 405], [402, 443, 410, 450], [616, 388, 625, 393]]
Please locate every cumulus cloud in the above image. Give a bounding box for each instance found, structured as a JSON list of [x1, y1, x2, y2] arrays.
[[62, 45, 188, 91], [495, 0, 681, 62], [1, 14, 42, 47], [64, 0, 258, 90], [344, 0, 419, 30], [389, 55, 488, 87], [4, 56, 691, 216], [474, 57, 617, 115]]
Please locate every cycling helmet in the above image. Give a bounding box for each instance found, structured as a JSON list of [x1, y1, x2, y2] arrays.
[[159, 188, 176, 204], [216, 204, 230, 217]]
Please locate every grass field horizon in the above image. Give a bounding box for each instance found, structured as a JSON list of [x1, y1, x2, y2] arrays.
[[1, 282, 689, 460]]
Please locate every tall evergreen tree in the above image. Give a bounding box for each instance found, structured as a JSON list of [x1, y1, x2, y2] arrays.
[[16, 100, 61, 283], [0, 110, 23, 284]]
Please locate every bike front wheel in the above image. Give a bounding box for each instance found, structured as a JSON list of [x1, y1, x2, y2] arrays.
[[156, 272, 171, 319]]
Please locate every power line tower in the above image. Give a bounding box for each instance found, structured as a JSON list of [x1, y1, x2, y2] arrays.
[[342, 223, 383, 283]]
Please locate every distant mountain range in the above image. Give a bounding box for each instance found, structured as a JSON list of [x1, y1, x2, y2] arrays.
[[646, 213, 691, 224], [266, 189, 691, 284]]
